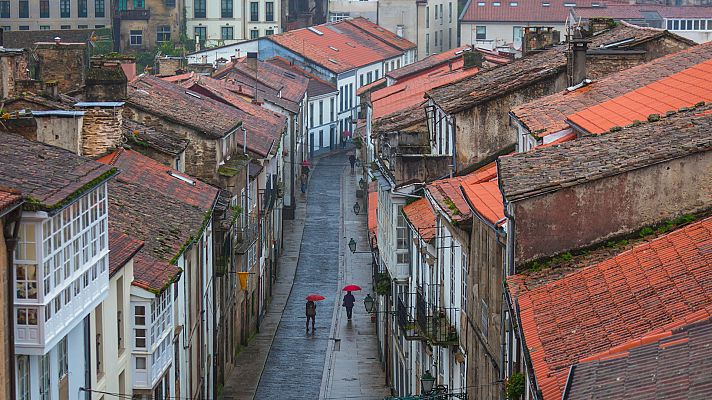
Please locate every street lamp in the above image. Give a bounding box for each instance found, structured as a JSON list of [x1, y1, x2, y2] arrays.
[[353, 201, 361, 215], [363, 293, 375, 313], [421, 370, 436, 394]]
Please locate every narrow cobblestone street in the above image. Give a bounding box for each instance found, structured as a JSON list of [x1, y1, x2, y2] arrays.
[[254, 152, 346, 399]]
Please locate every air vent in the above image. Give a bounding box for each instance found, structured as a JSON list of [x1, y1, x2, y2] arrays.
[[185, 91, 202, 99], [329, 45, 339, 51], [328, 58, 339, 64]]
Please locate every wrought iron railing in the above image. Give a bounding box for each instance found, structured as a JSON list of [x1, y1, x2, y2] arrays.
[[115, 8, 150, 19], [233, 215, 258, 255], [414, 291, 459, 346]]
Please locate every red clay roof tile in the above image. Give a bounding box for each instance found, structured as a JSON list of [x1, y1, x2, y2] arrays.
[[509, 217, 712, 400], [0, 187, 22, 214], [403, 198, 437, 242], [132, 252, 182, 294], [427, 176, 470, 222], [108, 229, 144, 276]]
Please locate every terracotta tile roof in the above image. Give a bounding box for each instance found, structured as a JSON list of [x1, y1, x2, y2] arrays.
[[566, 59, 712, 135], [0, 187, 22, 214], [509, 216, 712, 400], [108, 229, 144, 276], [373, 60, 481, 133], [122, 119, 189, 157], [387, 46, 471, 81], [373, 59, 480, 120], [0, 131, 115, 211], [181, 76, 286, 156], [213, 62, 302, 114], [512, 42, 712, 137], [228, 58, 309, 103], [132, 252, 182, 294], [498, 108, 712, 203], [461, 180, 504, 225], [2, 28, 96, 49], [267, 19, 410, 74], [162, 71, 194, 82], [427, 23, 674, 114], [3, 93, 79, 112], [266, 56, 338, 97], [342, 17, 416, 52], [564, 316, 712, 400], [461, 0, 599, 23], [98, 148, 219, 263], [427, 176, 471, 222], [127, 74, 242, 140], [403, 198, 437, 242], [356, 78, 387, 96], [573, 4, 712, 19]]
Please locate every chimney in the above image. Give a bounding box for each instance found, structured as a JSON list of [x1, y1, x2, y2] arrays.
[[463, 51, 483, 69], [570, 36, 591, 86], [44, 81, 59, 99], [85, 61, 128, 101]]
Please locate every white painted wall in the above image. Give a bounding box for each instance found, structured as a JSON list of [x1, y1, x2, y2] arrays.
[[307, 92, 339, 154], [460, 21, 566, 50]]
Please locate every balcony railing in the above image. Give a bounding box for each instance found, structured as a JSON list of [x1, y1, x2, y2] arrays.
[[397, 294, 425, 340], [115, 8, 151, 20], [414, 291, 459, 347], [233, 215, 258, 255]]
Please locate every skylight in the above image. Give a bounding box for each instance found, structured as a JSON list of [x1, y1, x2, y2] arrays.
[[185, 91, 202, 99], [542, 1, 550, 5], [563, 2, 576, 6], [509, 1, 518, 5], [307, 27, 324, 36], [477, 2, 485, 5], [168, 171, 195, 185], [329, 45, 339, 51], [493, 1, 501, 5]]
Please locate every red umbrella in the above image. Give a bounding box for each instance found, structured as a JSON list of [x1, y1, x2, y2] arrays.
[[306, 294, 325, 301], [342, 284, 362, 291]]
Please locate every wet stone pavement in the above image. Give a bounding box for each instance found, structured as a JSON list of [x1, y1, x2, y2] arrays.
[[254, 153, 346, 400]]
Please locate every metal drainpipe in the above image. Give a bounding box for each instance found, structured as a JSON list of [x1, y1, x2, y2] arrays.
[[84, 314, 91, 400], [4, 207, 21, 400]]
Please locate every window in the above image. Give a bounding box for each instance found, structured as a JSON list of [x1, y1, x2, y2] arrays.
[[265, 28, 274, 35], [15, 264, 37, 300], [449, 27, 452, 48], [319, 100, 324, 125], [477, 1, 485, 5], [221, 0, 232, 18], [17, 356, 30, 400], [461, 253, 468, 312], [134, 305, 147, 348], [448, 2, 452, 22], [78, 0, 87, 17], [157, 25, 170, 42], [493, 1, 500, 5], [266, 1, 274, 21], [39, 354, 50, 400], [509, 1, 518, 5], [330, 98, 335, 121], [563, 1, 576, 5], [60, 0, 70, 17], [435, 30, 438, 46], [95, 0, 104, 17], [309, 103, 314, 128], [1, 26, 10, 31], [366, 71, 372, 84], [40, 25, 50, 29], [250, 2, 258, 21], [135, 357, 146, 370], [18, 0, 28, 17], [221, 26, 234, 40], [194, 26, 206, 43], [130, 30, 142, 46], [250, 29, 258, 39], [19, 25, 29, 30], [425, 33, 429, 54], [0, 2, 8, 18], [476, 26, 486, 40], [58, 336, 68, 378], [16, 307, 37, 326], [439, 4, 443, 24], [165, 0, 175, 7], [78, 24, 87, 28], [194, 0, 205, 17], [426, 6, 429, 28], [134, 0, 143, 8], [95, 24, 104, 28], [450, 243, 456, 304]]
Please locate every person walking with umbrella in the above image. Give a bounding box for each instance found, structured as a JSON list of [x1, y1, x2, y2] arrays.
[[342, 285, 361, 320], [305, 294, 324, 333]]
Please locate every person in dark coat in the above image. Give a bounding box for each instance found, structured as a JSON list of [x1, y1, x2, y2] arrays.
[[306, 300, 316, 332], [348, 154, 356, 173], [342, 291, 356, 320]]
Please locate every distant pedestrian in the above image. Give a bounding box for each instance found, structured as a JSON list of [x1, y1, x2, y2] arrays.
[[306, 300, 317, 332], [300, 172, 308, 194], [348, 154, 356, 173], [342, 291, 355, 320]]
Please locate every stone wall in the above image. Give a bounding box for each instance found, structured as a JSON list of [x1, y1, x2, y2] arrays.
[[513, 151, 712, 264], [466, 216, 506, 400], [156, 57, 184, 76], [0, 52, 29, 98], [393, 154, 452, 184], [34, 43, 86, 93], [81, 108, 123, 157], [35, 115, 84, 155]]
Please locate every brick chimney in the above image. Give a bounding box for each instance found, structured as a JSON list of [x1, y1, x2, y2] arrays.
[[76, 104, 124, 157], [85, 59, 128, 101], [245, 52, 261, 104]]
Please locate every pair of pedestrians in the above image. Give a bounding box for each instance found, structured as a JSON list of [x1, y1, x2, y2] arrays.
[[305, 291, 357, 333]]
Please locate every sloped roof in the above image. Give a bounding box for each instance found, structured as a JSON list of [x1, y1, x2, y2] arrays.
[[566, 58, 712, 134], [226, 58, 309, 103], [461, 0, 599, 23], [0, 131, 114, 211], [127, 75, 242, 140], [3, 28, 98, 49], [108, 230, 144, 276], [122, 119, 190, 157], [498, 108, 712, 203], [427, 176, 470, 223], [342, 17, 416, 51], [564, 317, 712, 400], [266, 56, 338, 97], [0, 187, 22, 214], [512, 41, 712, 137], [508, 216, 712, 400], [267, 18, 412, 74], [573, 4, 712, 20], [98, 148, 219, 263], [427, 23, 677, 114], [387, 46, 472, 81], [461, 180, 504, 225], [403, 198, 437, 242], [132, 252, 182, 294], [181, 76, 286, 156]]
